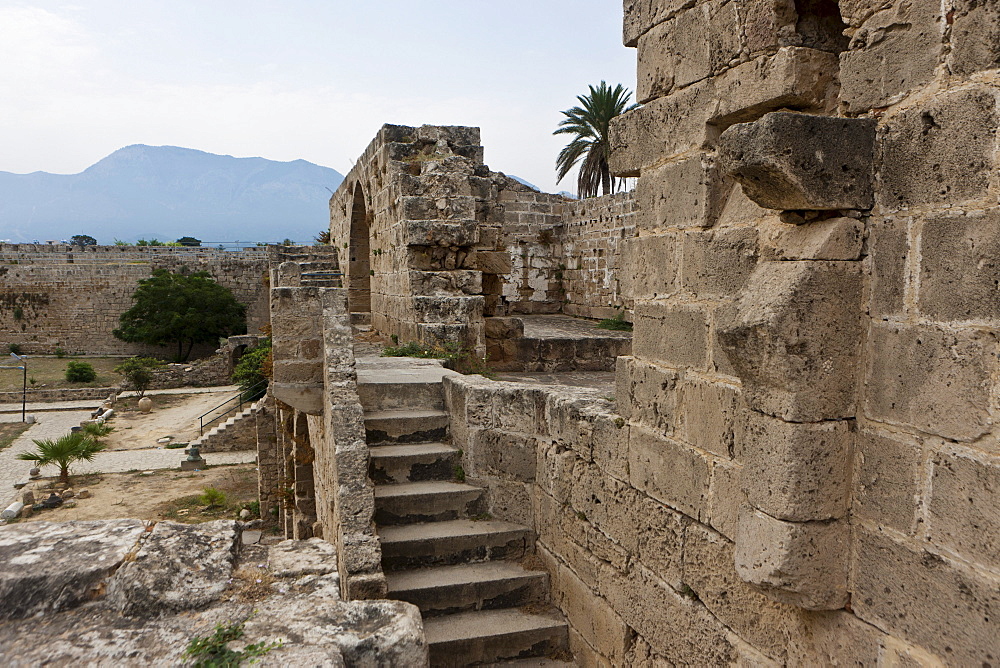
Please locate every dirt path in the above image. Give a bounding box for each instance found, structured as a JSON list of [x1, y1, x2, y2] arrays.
[[104, 389, 239, 450]]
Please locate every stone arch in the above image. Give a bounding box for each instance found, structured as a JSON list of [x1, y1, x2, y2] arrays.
[[347, 182, 372, 315]]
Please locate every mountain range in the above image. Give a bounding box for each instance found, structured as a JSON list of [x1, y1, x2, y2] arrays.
[[0, 145, 344, 245]]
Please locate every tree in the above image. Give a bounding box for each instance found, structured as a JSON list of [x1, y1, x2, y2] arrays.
[[114, 356, 165, 398], [114, 269, 247, 362], [17, 432, 106, 485], [71, 234, 97, 246], [314, 230, 331, 245], [176, 236, 202, 247], [231, 339, 272, 400], [554, 81, 638, 199]]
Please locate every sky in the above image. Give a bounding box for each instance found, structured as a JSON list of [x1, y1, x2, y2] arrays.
[[0, 1, 637, 194]]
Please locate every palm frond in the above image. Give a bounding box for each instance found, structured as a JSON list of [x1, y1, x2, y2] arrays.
[[553, 81, 636, 197]]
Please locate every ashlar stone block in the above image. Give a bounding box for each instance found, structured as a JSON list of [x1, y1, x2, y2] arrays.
[[927, 447, 1000, 567], [760, 217, 864, 261], [878, 86, 999, 211], [863, 323, 997, 442], [919, 209, 1000, 321], [950, 0, 1000, 76], [738, 410, 853, 522], [718, 112, 876, 211], [734, 505, 849, 610], [840, 0, 944, 112], [718, 261, 862, 422]]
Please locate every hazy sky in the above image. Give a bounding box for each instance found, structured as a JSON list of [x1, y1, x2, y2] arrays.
[[0, 1, 636, 194]]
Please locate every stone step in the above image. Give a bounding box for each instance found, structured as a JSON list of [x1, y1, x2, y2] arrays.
[[364, 409, 449, 444], [379, 519, 533, 571], [424, 608, 569, 667], [351, 312, 372, 326], [358, 378, 445, 412], [374, 481, 484, 525], [370, 442, 459, 485], [386, 561, 548, 617]]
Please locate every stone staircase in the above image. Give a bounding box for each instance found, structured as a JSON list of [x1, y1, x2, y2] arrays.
[[357, 358, 571, 667], [274, 247, 342, 287], [188, 399, 262, 453]]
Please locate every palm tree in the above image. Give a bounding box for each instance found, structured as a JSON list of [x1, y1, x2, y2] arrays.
[[17, 432, 106, 485], [554, 81, 638, 198]]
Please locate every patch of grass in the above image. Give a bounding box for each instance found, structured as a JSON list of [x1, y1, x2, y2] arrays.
[[0, 356, 122, 392], [596, 310, 633, 332], [184, 620, 281, 666], [0, 423, 31, 451], [453, 464, 466, 483], [158, 466, 258, 524], [227, 564, 276, 603], [382, 341, 494, 378]]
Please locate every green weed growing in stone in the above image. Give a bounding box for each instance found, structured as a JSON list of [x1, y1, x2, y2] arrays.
[[596, 310, 632, 331], [183, 620, 281, 667]]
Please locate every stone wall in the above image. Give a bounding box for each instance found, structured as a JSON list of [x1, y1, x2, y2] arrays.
[[532, 0, 1000, 663], [263, 267, 385, 600], [0, 244, 272, 357]]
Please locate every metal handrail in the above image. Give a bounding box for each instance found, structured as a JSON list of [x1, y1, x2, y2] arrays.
[[197, 379, 268, 435]]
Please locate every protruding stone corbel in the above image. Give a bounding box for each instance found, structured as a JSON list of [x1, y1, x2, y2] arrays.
[[718, 112, 876, 211]]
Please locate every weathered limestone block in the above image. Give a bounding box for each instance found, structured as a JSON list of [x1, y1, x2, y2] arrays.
[[636, 0, 742, 102], [786, 610, 887, 666], [708, 458, 744, 540], [853, 526, 1000, 666], [484, 316, 523, 339], [629, 423, 711, 521], [878, 86, 999, 211], [244, 597, 428, 667], [269, 537, 339, 579], [633, 302, 709, 370], [599, 561, 736, 664], [761, 217, 864, 261], [271, 286, 325, 414], [106, 520, 240, 617], [399, 195, 475, 221], [838, 0, 894, 28], [405, 219, 479, 247], [554, 563, 632, 665], [738, 410, 853, 521], [840, 0, 944, 112], [679, 378, 740, 459], [919, 210, 1000, 321], [0, 519, 146, 620], [718, 112, 876, 211], [473, 250, 511, 274], [621, 235, 678, 301], [472, 430, 537, 482], [863, 323, 997, 442], [927, 447, 1000, 567], [681, 226, 759, 298], [853, 429, 920, 534], [718, 261, 862, 422], [950, 0, 1000, 75], [411, 295, 484, 324], [623, 0, 692, 46], [684, 523, 806, 663], [610, 47, 839, 175], [634, 153, 725, 230], [408, 269, 482, 297], [867, 215, 907, 318], [735, 505, 849, 610]]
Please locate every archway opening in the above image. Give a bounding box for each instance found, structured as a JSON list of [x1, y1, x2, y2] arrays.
[[347, 184, 371, 315]]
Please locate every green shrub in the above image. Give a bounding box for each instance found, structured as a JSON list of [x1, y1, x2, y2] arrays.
[[231, 339, 272, 399], [114, 357, 164, 398], [382, 341, 493, 378], [65, 361, 97, 383], [8, 343, 22, 355], [54, 347, 66, 358], [198, 486, 227, 507]]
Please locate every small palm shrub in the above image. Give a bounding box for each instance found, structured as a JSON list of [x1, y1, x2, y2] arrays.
[[81, 422, 115, 442], [65, 361, 97, 382], [16, 432, 105, 484]]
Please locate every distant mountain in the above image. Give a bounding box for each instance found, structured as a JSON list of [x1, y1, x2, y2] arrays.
[[509, 175, 540, 191], [0, 145, 344, 244]]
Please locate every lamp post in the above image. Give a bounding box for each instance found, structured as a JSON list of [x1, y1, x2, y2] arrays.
[[9, 353, 26, 422]]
